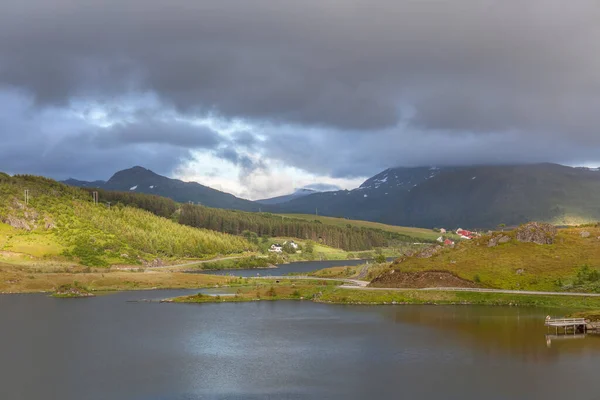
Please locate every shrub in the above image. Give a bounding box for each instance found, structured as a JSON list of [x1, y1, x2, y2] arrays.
[[375, 253, 387, 264]]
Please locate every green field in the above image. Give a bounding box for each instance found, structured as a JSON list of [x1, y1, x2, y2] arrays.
[[258, 236, 410, 262], [277, 214, 448, 241]]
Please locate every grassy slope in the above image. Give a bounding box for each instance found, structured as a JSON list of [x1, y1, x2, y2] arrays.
[[377, 226, 600, 292], [278, 214, 444, 241], [0, 175, 254, 267]]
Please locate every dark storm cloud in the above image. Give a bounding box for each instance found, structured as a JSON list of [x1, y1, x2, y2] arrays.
[[0, 92, 225, 179], [103, 120, 222, 149], [1, 0, 600, 180], [231, 131, 259, 149]]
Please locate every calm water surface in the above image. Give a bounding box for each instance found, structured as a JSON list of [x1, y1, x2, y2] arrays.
[[2, 291, 600, 399]]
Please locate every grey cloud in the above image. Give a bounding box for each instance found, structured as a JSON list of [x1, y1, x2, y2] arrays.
[[0, 93, 219, 180], [2, 0, 600, 135], [232, 131, 259, 149], [214, 146, 264, 174], [302, 183, 341, 192], [102, 120, 222, 148], [2, 1, 600, 184]]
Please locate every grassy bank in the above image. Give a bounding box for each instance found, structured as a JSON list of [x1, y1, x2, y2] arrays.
[[170, 281, 600, 310], [0, 262, 234, 293]]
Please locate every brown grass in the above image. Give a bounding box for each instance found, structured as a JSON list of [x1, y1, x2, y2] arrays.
[[385, 226, 600, 291], [0, 263, 232, 293]]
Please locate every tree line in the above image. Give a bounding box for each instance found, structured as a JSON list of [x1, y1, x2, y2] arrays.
[[85, 188, 431, 251], [178, 204, 389, 251]]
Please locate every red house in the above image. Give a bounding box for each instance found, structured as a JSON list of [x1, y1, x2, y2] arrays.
[[456, 228, 476, 240]]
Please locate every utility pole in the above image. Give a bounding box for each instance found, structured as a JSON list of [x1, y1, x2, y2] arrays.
[[24, 189, 29, 205], [316, 208, 318, 216], [92, 191, 99, 205]]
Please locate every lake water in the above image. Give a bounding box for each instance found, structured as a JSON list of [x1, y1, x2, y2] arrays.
[[2, 291, 600, 399], [196, 258, 394, 277]]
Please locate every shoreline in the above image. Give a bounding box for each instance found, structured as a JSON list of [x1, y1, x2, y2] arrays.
[[5, 279, 600, 317], [165, 283, 600, 312]]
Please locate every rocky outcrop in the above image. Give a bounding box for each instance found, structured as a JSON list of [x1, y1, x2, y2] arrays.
[[3, 216, 31, 231], [515, 222, 557, 245], [581, 231, 591, 238], [52, 284, 95, 298], [488, 234, 511, 247], [415, 245, 443, 258]]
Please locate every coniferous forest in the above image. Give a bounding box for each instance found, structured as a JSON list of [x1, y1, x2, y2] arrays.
[[79, 188, 428, 251]]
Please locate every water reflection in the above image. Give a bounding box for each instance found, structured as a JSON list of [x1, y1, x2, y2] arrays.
[[3, 293, 600, 399], [376, 305, 600, 363]]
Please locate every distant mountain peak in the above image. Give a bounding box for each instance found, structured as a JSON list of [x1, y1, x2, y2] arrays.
[[61, 166, 259, 211]]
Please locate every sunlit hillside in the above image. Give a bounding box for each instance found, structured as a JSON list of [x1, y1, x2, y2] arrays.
[[0, 174, 254, 266]]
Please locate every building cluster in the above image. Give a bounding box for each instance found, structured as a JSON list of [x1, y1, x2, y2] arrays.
[[436, 227, 480, 246], [268, 240, 299, 253]]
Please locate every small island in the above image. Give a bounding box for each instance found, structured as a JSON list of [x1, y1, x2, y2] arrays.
[[51, 283, 95, 298]]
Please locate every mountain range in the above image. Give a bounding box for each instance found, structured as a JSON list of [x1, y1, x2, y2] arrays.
[[255, 188, 321, 205], [63, 166, 260, 211], [63, 163, 600, 228]]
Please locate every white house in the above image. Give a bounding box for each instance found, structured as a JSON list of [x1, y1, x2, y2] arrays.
[[269, 244, 283, 253]]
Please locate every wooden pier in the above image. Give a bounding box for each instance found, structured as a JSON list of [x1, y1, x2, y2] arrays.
[[545, 317, 588, 334]]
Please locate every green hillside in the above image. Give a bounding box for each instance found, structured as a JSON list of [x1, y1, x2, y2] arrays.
[[371, 223, 600, 292], [277, 214, 445, 241], [73, 188, 433, 250], [0, 174, 254, 267]]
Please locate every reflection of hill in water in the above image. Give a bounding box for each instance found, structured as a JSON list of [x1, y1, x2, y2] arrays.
[[372, 306, 600, 362]]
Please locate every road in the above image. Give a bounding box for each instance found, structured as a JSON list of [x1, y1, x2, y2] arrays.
[[255, 276, 369, 287], [337, 285, 600, 297], [225, 275, 600, 297]]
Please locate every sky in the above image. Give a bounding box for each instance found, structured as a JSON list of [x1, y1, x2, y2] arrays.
[[1, 0, 600, 199]]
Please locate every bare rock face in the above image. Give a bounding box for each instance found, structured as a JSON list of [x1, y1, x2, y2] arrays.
[[416, 245, 442, 258], [581, 231, 591, 238], [515, 222, 557, 245], [3, 216, 31, 231], [44, 217, 56, 230], [498, 236, 510, 244], [488, 234, 511, 247]]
